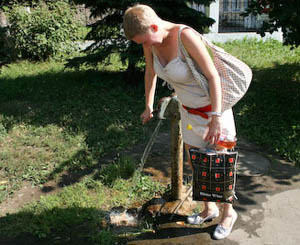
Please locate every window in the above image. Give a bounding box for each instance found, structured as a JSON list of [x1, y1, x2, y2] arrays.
[[243, 0, 249, 10], [223, 0, 229, 12], [232, 0, 241, 11]]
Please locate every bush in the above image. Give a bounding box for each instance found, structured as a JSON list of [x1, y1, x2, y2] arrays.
[[6, 1, 81, 60]]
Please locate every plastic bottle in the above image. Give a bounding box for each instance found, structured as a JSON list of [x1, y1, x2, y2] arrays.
[[216, 134, 237, 149], [186, 123, 207, 139]]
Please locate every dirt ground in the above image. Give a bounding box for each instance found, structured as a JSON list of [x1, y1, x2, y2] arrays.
[[1, 126, 300, 245], [0, 127, 194, 244]]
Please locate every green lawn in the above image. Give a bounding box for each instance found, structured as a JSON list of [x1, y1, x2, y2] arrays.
[[0, 39, 299, 243], [0, 59, 149, 200], [219, 39, 300, 163], [0, 58, 166, 243]]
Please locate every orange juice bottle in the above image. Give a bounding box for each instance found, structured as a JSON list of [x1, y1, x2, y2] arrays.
[[216, 135, 237, 149]]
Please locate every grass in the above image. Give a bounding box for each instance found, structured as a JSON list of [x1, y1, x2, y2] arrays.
[[0, 38, 299, 243], [0, 57, 164, 201], [218, 39, 300, 163], [0, 167, 164, 243], [0, 57, 168, 243]]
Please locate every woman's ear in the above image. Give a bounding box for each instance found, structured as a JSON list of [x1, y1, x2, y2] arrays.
[[150, 24, 158, 33]]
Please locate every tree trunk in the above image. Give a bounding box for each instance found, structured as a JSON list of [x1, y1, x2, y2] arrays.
[[0, 10, 8, 27], [0, 10, 14, 63], [124, 59, 143, 85]]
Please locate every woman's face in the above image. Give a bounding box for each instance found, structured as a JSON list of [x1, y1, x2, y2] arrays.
[[132, 26, 161, 48]]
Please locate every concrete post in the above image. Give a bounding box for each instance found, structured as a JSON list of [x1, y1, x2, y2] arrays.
[[209, 0, 220, 33]]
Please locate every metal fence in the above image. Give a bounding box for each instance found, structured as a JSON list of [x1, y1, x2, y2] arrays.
[[219, 0, 259, 33]]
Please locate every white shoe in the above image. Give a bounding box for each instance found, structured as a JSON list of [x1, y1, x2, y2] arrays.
[[213, 210, 238, 240], [187, 209, 219, 225]]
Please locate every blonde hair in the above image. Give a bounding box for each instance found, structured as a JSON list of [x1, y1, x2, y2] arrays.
[[123, 4, 161, 40]]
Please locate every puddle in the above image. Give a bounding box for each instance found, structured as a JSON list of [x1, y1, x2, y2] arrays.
[[108, 206, 140, 227]]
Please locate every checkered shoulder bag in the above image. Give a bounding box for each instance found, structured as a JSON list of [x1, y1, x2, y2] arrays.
[[189, 148, 238, 203], [178, 26, 252, 112]]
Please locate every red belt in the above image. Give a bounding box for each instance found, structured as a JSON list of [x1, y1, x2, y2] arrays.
[[182, 104, 212, 119]]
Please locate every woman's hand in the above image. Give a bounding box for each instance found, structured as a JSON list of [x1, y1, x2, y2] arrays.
[[204, 116, 222, 145], [140, 107, 153, 124]]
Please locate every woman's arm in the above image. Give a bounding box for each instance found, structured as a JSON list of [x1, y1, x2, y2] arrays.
[[180, 28, 222, 144], [141, 44, 158, 124]]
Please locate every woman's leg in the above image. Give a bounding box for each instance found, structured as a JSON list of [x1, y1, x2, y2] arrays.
[[213, 202, 238, 239], [201, 201, 219, 216], [219, 203, 237, 227]]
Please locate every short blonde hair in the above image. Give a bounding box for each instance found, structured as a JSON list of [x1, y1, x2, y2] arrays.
[[123, 4, 161, 40]]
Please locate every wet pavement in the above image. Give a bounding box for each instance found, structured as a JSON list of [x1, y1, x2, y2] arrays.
[[129, 132, 300, 245]]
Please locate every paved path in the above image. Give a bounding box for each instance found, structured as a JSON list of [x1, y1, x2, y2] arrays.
[[129, 134, 300, 245]]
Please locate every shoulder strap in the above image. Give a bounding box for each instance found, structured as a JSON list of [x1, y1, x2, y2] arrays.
[[177, 26, 210, 98], [177, 25, 211, 62], [177, 25, 190, 60], [177, 25, 187, 57]]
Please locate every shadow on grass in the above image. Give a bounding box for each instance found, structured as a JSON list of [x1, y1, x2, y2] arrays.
[[234, 62, 300, 164], [0, 60, 300, 244], [0, 68, 145, 146], [0, 60, 299, 183], [0, 206, 117, 245], [0, 204, 228, 245], [0, 66, 157, 188]]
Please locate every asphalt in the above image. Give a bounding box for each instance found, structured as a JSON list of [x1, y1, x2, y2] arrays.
[[129, 133, 300, 245]]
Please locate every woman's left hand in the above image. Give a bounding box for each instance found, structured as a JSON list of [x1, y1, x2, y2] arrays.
[[204, 116, 222, 145]]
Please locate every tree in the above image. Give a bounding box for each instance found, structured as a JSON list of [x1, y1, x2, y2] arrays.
[[1, 1, 82, 61], [0, 4, 15, 64], [68, 0, 215, 83], [0, 1, 78, 62], [0, 0, 69, 8], [0, 1, 27, 8], [244, 0, 300, 47]]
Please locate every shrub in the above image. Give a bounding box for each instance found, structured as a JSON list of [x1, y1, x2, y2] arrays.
[[6, 1, 82, 60]]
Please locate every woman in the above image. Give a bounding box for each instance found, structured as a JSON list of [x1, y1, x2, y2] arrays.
[[123, 4, 238, 240]]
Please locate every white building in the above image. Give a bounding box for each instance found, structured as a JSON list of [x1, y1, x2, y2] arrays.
[[191, 0, 283, 43]]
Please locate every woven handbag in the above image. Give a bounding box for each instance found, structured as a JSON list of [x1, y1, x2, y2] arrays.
[[189, 148, 238, 203], [178, 26, 252, 112]]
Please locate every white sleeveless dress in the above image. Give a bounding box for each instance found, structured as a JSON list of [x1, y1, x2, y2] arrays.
[[152, 26, 236, 148]]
